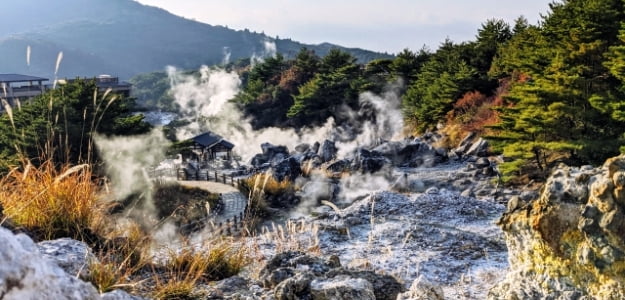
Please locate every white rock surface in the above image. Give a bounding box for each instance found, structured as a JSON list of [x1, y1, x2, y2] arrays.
[[0, 227, 100, 300], [38, 238, 97, 278], [310, 275, 375, 300], [101, 289, 145, 300], [397, 276, 445, 300]]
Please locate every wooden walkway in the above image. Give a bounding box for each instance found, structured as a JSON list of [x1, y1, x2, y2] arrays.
[[178, 181, 249, 235]]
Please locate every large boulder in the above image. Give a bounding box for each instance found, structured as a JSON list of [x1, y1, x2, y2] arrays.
[[271, 156, 302, 182], [101, 290, 145, 300], [261, 143, 290, 158], [351, 148, 389, 173], [397, 141, 443, 168], [0, 227, 100, 300], [490, 156, 625, 299], [325, 269, 403, 300], [260, 251, 403, 300], [319, 140, 338, 163], [465, 138, 489, 157], [252, 143, 291, 168], [453, 132, 477, 155], [397, 277, 444, 300], [38, 238, 97, 279], [310, 276, 375, 300], [372, 140, 443, 167]]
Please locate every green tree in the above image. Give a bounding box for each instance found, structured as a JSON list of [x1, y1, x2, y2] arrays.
[[0, 79, 151, 171], [402, 40, 478, 132], [390, 48, 431, 84], [288, 49, 363, 126], [489, 0, 625, 180]]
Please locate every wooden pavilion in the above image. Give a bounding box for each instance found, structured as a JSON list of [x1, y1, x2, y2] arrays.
[[189, 131, 235, 162]]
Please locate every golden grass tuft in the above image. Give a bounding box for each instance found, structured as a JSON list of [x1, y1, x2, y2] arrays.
[[152, 238, 249, 299], [0, 160, 107, 241]]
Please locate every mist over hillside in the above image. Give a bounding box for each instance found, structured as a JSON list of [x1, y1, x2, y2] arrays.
[[0, 0, 391, 79]]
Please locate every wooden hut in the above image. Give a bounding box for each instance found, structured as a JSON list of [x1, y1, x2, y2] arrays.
[[189, 132, 235, 162]]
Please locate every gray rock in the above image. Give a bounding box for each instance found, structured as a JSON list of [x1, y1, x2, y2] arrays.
[[295, 143, 311, 153], [465, 138, 489, 157], [454, 132, 477, 154], [101, 290, 144, 300], [274, 272, 314, 300], [262, 143, 290, 158], [461, 188, 475, 198], [326, 159, 351, 173], [425, 187, 439, 195], [0, 227, 99, 300], [351, 148, 389, 173], [325, 269, 404, 300], [271, 156, 302, 181], [398, 142, 441, 168], [397, 277, 444, 300], [319, 140, 337, 163], [38, 238, 97, 279], [310, 276, 375, 300], [392, 173, 425, 193], [474, 157, 491, 168]]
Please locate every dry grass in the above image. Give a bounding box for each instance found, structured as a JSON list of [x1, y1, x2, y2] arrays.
[[260, 220, 320, 254], [0, 160, 107, 241], [152, 238, 249, 299], [0, 159, 255, 299]]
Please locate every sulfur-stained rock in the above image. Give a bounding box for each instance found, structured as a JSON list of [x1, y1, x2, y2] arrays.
[[490, 155, 625, 299]]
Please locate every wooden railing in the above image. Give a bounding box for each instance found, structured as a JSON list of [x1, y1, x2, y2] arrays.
[[176, 169, 240, 187], [179, 210, 250, 236]]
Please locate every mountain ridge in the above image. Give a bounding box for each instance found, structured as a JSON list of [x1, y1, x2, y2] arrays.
[[0, 0, 392, 79]]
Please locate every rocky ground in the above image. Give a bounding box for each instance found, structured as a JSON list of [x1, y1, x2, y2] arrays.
[[15, 130, 608, 299]]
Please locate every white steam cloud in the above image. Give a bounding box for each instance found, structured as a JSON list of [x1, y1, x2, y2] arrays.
[[165, 66, 405, 165], [94, 129, 168, 214], [222, 47, 232, 66], [251, 39, 278, 67], [166, 66, 333, 162], [337, 84, 404, 158]]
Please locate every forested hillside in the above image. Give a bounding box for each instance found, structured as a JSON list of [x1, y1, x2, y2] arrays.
[[0, 0, 391, 79]]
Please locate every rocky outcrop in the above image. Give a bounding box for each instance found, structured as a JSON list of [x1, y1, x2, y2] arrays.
[[490, 156, 625, 299], [396, 277, 445, 300], [38, 238, 96, 279], [310, 276, 375, 300], [0, 227, 100, 300], [373, 139, 445, 168], [319, 140, 338, 163], [259, 251, 403, 300], [351, 148, 389, 173]]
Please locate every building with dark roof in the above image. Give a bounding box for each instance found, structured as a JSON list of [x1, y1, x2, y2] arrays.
[[189, 131, 235, 161], [0, 74, 48, 106], [0, 73, 132, 110], [66, 75, 132, 97]]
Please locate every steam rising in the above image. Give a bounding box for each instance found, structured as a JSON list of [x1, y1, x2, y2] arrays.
[[166, 66, 333, 162], [222, 47, 232, 65], [251, 40, 277, 66], [53, 51, 63, 88], [95, 59, 408, 243], [26, 45, 31, 67], [94, 129, 168, 216]]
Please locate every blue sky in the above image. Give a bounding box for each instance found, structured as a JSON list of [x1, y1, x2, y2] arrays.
[[135, 0, 553, 54]]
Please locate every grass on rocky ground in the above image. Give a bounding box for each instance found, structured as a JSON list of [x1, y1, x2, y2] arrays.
[[151, 238, 250, 299], [0, 161, 108, 242], [0, 160, 252, 298]]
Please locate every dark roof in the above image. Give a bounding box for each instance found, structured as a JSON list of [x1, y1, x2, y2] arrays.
[[0, 74, 49, 83], [191, 132, 234, 149]]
